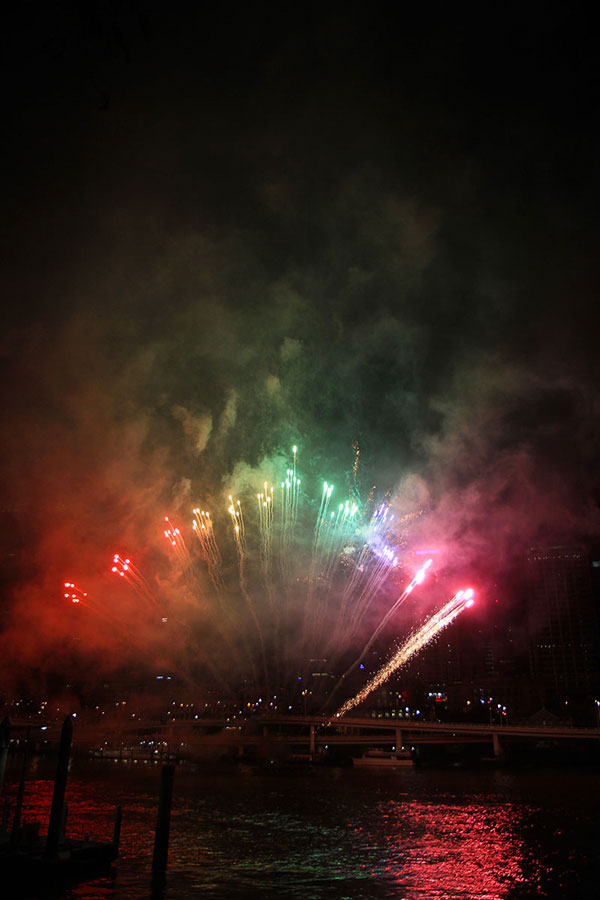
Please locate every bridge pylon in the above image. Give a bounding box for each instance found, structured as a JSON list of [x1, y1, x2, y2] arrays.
[[395, 727, 404, 751], [492, 732, 504, 758]]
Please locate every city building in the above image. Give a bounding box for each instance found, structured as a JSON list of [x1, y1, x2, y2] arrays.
[[527, 546, 600, 712]]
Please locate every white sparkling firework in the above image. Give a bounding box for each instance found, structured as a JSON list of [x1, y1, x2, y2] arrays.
[[335, 589, 475, 717]]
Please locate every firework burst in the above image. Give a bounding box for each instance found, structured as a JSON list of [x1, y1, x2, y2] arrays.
[[66, 446, 473, 709]]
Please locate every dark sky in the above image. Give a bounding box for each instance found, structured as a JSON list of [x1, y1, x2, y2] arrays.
[[1, 3, 599, 689]]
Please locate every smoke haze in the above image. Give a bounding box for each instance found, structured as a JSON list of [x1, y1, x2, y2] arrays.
[[1, 5, 599, 696]]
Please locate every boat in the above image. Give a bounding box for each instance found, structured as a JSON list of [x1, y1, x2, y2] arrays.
[[352, 748, 414, 767]]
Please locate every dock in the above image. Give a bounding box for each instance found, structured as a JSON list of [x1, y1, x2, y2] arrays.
[[0, 716, 121, 891]]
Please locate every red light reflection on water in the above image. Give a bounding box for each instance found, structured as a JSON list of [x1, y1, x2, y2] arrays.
[[1, 772, 152, 858], [4, 764, 565, 899], [364, 799, 544, 898]]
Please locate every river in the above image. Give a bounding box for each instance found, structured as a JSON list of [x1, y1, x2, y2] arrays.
[[3, 757, 599, 899]]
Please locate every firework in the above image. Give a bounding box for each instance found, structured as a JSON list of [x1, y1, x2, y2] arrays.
[[163, 515, 203, 595], [257, 483, 275, 576], [226, 493, 268, 684], [279, 457, 301, 576], [303, 492, 362, 650], [192, 508, 223, 592], [111, 553, 159, 609], [82, 443, 473, 711], [337, 502, 400, 640], [65, 579, 125, 630], [157, 447, 427, 694], [63, 581, 87, 603], [334, 588, 476, 717], [323, 557, 433, 709]]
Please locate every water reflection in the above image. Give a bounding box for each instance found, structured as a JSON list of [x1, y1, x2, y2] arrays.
[[367, 798, 545, 898], [3, 761, 598, 899]]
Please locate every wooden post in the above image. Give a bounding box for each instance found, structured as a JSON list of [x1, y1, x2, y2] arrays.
[[152, 764, 175, 873], [10, 728, 30, 848], [2, 797, 10, 835], [0, 716, 10, 798], [45, 716, 74, 857], [112, 804, 122, 853]]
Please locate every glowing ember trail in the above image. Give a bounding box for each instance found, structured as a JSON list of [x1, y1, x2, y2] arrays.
[[70, 444, 458, 701], [227, 492, 268, 684], [63, 582, 87, 603], [279, 452, 301, 577], [257, 481, 277, 620], [323, 557, 433, 710], [65, 579, 125, 630], [163, 515, 201, 593], [362, 556, 433, 646], [334, 588, 476, 718], [192, 508, 223, 593], [157, 446, 413, 688], [257, 483, 275, 576], [329, 501, 402, 652], [111, 553, 158, 609]]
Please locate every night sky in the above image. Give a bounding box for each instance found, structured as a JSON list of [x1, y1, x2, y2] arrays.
[[1, 4, 599, 692]]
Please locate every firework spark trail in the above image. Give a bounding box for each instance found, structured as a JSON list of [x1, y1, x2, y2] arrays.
[[190, 506, 252, 687], [304, 496, 358, 650], [277, 460, 302, 678], [311, 500, 355, 592], [279, 447, 301, 578], [65, 578, 233, 694], [365, 556, 434, 644], [257, 480, 281, 680], [64, 581, 124, 630], [111, 553, 160, 609], [228, 494, 267, 685], [227, 495, 248, 557], [329, 550, 396, 658], [164, 517, 193, 570], [192, 508, 224, 593], [323, 557, 433, 711], [266, 448, 302, 679], [139, 446, 431, 693], [321, 501, 359, 584], [291, 445, 300, 523], [257, 482, 275, 590], [167, 508, 243, 693], [344, 552, 396, 634], [312, 481, 334, 557], [63, 581, 87, 604], [304, 481, 335, 610], [163, 515, 204, 596], [338, 503, 399, 638], [334, 588, 476, 717], [350, 441, 361, 504], [279, 472, 298, 555], [317, 500, 399, 660]]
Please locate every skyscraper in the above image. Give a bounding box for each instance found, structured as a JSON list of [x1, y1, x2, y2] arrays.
[[527, 546, 599, 708]]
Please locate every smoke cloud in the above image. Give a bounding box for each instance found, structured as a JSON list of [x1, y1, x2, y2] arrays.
[[1, 7, 598, 699]]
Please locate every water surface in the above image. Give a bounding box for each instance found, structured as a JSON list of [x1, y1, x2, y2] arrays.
[[4, 759, 599, 899]]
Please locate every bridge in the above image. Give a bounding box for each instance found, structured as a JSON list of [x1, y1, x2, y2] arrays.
[[253, 714, 600, 759], [8, 714, 600, 761]]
